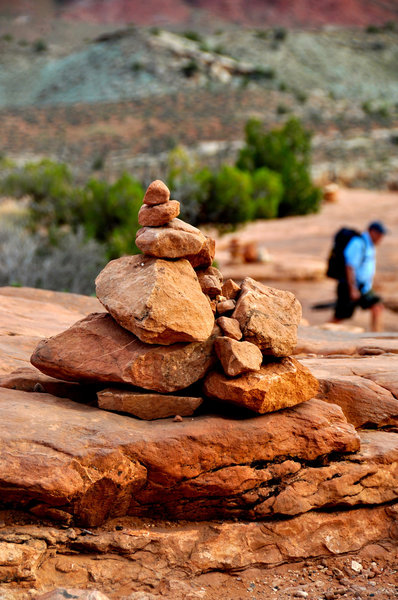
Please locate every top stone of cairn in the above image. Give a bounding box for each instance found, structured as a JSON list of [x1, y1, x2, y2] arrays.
[[143, 180, 170, 206]]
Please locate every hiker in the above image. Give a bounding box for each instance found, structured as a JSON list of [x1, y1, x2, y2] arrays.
[[329, 221, 387, 331]]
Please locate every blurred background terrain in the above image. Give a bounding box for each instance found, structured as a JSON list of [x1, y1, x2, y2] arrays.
[[0, 0, 397, 329]]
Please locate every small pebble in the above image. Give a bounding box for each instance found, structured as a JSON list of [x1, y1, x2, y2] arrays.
[[173, 415, 183, 422]]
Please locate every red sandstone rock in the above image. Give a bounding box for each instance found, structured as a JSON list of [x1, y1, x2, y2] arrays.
[[31, 313, 219, 393], [0, 366, 97, 404], [204, 357, 319, 413], [138, 200, 180, 226], [196, 266, 223, 297], [233, 278, 302, 356], [187, 235, 215, 269], [97, 388, 203, 420], [0, 388, 359, 525], [143, 179, 170, 206], [216, 299, 236, 315], [1, 505, 397, 590], [221, 278, 241, 300], [300, 356, 398, 429], [135, 218, 206, 259], [95, 255, 214, 345], [214, 336, 262, 377], [216, 316, 242, 340]]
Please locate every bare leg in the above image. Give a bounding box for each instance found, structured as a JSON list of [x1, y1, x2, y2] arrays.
[[370, 302, 383, 332]]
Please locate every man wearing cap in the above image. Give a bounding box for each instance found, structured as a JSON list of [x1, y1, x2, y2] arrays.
[[332, 221, 386, 331]]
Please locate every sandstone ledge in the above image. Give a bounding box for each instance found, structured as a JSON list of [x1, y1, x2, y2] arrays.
[[0, 387, 374, 526], [0, 504, 397, 595]]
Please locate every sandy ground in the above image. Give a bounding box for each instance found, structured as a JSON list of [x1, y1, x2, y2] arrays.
[[214, 188, 398, 332]]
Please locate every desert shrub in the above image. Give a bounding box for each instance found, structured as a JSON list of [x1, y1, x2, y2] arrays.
[[80, 173, 144, 257], [0, 160, 143, 259], [204, 166, 254, 226], [33, 38, 47, 52], [0, 224, 106, 294], [251, 167, 283, 219], [237, 117, 321, 217], [182, 31, 203, 43], [250, 66, 275, 81], [273, 27, 287, 41], [181, 60, 199, 78], [167, 146, 212, 226], [0, 159, 72, 202]]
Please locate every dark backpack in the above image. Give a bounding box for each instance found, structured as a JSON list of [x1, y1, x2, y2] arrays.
[[326, 227, 362, 280]]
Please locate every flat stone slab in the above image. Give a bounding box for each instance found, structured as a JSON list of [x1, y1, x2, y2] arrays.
[[0, 388, 360, 526], [97, 388, 203, 420]]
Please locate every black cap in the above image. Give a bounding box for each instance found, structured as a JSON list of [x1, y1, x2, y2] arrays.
[[368, 221, 388, 235]]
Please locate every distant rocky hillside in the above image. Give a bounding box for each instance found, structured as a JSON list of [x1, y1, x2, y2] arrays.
[[1, 0, 398, 27]]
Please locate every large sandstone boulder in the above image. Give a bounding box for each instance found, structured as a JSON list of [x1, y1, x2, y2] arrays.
[[135, 219, 207, 259], [0, 388, 360, 525], [233, 278, 302, 356], [204, 357, 319, 414], [95, 255, 214, 345], [31, 313, 219, 393]]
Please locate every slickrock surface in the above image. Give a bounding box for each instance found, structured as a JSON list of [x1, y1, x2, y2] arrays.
[[138, 199, 180, 226], [216, 316, 242, 340], [233, 278, 302, 356], [300, 355, 398, 429], [135, 218, 207, 259], [0, 505, 397, 598], [204, 357, 319, 413], [143, 179, 170, 205], [0, 389, 359, 525], [0, 366, 98, 404], [295, 325, 398, 356], [214, 336, 262, 377], [95, 255, 214, 345], [31, 313, 218, 393], [97, 388, 203, 420], [0, 287, 103, 375]]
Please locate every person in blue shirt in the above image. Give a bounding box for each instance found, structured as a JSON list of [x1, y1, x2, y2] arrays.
[[332, 221, 386, 331]]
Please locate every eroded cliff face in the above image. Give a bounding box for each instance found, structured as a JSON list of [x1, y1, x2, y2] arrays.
[[2, 0, 398, 26]]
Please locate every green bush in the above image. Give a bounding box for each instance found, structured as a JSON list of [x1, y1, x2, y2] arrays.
[[167, 146, 212, 226], [181, 60, 199, 78], [237, 117, 322, 217], [251, 168, 283, 219], [205, 166, 254, 226], [33, 38, 47, 52], [80, 173, 144, 257], [0, 160, 144, 259]]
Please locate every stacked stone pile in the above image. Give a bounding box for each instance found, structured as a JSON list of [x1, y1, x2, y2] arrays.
[[31, 180, 319, 420]]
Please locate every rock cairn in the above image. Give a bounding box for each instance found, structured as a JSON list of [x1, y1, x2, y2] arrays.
[[31, 179, 318, 420]]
